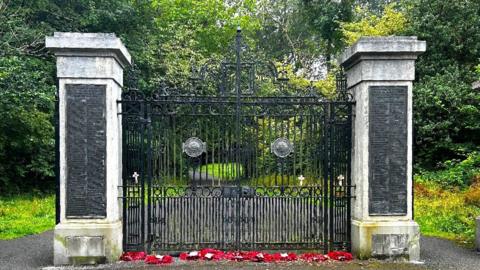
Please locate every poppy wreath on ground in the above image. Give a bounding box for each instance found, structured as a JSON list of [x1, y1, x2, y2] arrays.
[[144, 254, 174, 264], [244, 251, 273, 262], [299, 252, 328, 262], [120, 250, 353, 264], [119, 251, 147, 261], [271, 252, 298, 261], [224, 251, 249, 261], [179, 251, 201, 260], [327, 251, 353, 261], [199, 248, 224, 260]]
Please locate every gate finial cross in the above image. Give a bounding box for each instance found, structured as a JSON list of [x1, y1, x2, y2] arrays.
[[298, 175, 305, 186], [132, 172, 140, 184]]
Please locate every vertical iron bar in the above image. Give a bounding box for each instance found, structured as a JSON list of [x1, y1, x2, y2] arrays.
[[329, 102, 335, 251], [347, 103, 353, 251], [234, 27, 242, 250], [146, 103, 153, 253], [322, 102, 329, 253], [140, 101, 146, 252]]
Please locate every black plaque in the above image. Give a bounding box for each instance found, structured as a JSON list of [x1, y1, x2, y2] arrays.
[[369, 86, 408, 215], [66, 84, 107, 218]]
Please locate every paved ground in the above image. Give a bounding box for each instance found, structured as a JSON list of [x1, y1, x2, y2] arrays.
[[0, 230, 478, 270], [0, 230, 53, 270]]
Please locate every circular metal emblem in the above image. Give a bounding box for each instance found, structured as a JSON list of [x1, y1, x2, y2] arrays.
[[182, 137, 206, 158], [271, 138, 294, 158]]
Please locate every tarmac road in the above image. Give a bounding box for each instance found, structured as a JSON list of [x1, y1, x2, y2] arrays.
[[0, 230, 479, 270]]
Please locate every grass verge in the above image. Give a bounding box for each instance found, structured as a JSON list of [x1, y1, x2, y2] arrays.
[[414, 182, 480, 247], [0, 193, 55, 240]]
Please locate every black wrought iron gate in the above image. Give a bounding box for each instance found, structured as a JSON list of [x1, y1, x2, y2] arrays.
[[120, 30, 353, 253]]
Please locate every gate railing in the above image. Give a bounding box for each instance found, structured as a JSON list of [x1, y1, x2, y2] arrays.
[[119, 29, 354, 253]]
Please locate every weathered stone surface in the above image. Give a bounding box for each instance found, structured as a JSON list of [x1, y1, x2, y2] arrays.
[[65, 84, 106, 218], [340, 36, 425, 261], [352, 220, 420, 261], [54, 221, 122, 265], [339, 37, 426, 88], [340, 36, 426, 68], [46, 32, 130, 265], [372, 234, 409, 257], [369, 86, 408, 216], [66, 236, 105, 258], [45, 32, 131, 66]]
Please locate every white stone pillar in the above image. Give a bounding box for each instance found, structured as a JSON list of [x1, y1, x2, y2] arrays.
[[46, 32, 131, 265], [340, 37, 426, 261]]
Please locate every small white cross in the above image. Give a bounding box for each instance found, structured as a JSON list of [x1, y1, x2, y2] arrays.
[[298, 175, 305, 186], [337, 174, 345, 186], [132, 172, 140, 184]]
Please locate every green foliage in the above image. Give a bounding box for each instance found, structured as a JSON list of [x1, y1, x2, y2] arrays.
[[406, 0, 480, 78], [415, 183, 480, 246], [300, 0, 354, 68], [413, 66, 480, 169], [0, 56, 56, 194], [405, 0, 480, 169], [0, 193, 55, 240], [0, 0, 478, 194], [341, 3, 407, 45], [415, 152, 480, 188], [199, 163, 244, 181]]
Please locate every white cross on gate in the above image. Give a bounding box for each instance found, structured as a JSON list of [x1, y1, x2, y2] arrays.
[[337, 174, 345, 186], [132, 172, 140, 184], [298, 175, 305, 186]]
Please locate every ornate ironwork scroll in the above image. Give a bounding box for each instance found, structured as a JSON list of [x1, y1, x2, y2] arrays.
[[120, 28, 354, 253]]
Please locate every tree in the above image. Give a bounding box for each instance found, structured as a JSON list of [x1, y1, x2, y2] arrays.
[[300, 0, 354, 70], [340, 3, 407, 46], [405, 0, 480, 169]]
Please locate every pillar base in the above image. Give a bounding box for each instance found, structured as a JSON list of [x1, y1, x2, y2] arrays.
[[54, 220, 122, 265], [351, 219, 420, 261]]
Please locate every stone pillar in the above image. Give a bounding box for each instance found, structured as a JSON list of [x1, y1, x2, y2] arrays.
[[340, 37, 426, 261], [46, 32, 131, 265]]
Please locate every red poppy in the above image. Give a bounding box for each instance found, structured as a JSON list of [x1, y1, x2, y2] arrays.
[[327, 251, 353, 261], [224, 251, 249, 261], [144, 254, 173, 264], [199, 248, 224, 260], [272, 252, 297, 261], [119, 251, 147, 261], [244, 251, 274, 262], [299, 252, 328, 262], [179, 251, 201, 260]]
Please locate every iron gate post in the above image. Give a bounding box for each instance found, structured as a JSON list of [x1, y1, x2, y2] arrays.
[[340, 37, 426, 261], [46, 33, 131, 265]]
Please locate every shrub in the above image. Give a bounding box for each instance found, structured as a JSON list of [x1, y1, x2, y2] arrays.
[[414, 183, 480, 245], [415, 151, 480, 188], [413, 66, 480, 170], [0, 56, 56, 194], [464, 175, 480, 207]]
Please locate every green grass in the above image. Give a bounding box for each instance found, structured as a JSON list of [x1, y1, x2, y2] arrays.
[[414, 182, 480, 247], [0, 193, 55, 240], [199, 163, 244, 180]]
